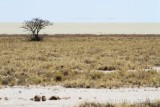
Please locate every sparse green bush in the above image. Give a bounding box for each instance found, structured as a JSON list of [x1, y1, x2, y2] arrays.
[[54, 72, 63, 82]]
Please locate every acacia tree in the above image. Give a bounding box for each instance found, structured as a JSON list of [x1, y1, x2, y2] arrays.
[[22, 18, 53, 41]]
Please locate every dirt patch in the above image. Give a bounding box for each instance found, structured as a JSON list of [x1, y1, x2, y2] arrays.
[[0, 86, 160, 107]]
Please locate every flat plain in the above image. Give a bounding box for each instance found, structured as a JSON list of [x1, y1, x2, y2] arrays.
[[0, 34, 160, 88], [0, 23, 160, 34], [0, 34, 160, 107]]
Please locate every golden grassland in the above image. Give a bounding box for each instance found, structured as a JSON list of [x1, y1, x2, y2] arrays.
[[0, 34, 160, 88], [79, 100, 160, 107]]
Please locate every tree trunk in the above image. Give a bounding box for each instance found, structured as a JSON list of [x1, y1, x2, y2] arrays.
[[31, 31, 40, 41], [32, 31, 35, 38], [35, 34, 40, 41]]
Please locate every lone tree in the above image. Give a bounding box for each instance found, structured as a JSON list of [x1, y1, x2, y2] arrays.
[[22, 18, 53, 41]]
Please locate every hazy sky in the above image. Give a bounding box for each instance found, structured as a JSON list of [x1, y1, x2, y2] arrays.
[[0, 0, 160, 22]]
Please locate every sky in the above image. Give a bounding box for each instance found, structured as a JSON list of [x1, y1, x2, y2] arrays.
[[0, 0, 160, 23]]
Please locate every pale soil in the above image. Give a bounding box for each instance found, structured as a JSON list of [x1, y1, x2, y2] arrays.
[[0, 86, 160, 107], [0, 23, 160, 34], [99, 66, 160, 73], [152, 67, 160, 71]]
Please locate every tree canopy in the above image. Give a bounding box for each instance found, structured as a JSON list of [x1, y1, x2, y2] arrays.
[[22, 18, 53, 41]]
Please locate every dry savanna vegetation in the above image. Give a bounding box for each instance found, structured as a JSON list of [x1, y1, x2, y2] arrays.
[[0, 34, 160, 88], [79, 100, 160, 107]]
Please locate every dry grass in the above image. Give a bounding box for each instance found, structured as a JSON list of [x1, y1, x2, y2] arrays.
[[0, 34, 160, 87], [79, 100, 160, 107]]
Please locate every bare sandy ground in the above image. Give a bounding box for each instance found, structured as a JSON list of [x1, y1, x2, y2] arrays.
[[0, 86, 160, 107], [0, 23, 160, 34], [99, 66, 160, 73]]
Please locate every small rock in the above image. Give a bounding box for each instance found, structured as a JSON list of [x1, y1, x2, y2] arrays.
[[4, 97, 8, 100], [79, 97, 82, 99], [0, 98, 2, 100], [49, 96, 60, 100], [42, 96, 46, 101], [19, 91, 22, 93], [34, 95, 41, 101], [62, 97, 70, 99], [30, 98, 34, 101]]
